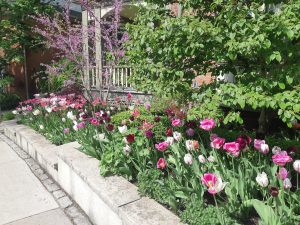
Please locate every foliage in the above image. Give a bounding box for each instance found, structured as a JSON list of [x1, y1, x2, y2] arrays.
[[0, 93, 21, 110], [126, 0, 300, 130], [181, 198, 241, 225], [1, 111, 15, 121], [0, 0, 53, 63]]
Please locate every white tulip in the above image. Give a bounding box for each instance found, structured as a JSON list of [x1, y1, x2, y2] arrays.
[[173, 131, 182, 141], [207, 155, 215, 162], [283, 178, 292, 189], [45, 107, 52, 113], [39, 125, 44, 130], [198, 155, 206, 163], [256, 172, 269, 187], [118, 125, 128, 134], [184, 153, 193, 165], [123, 145, 131, 154], [260, 144, 269, 154], [12, 110, 18, 115], [185, 140, 194, 151], [166, 137, 175, 145], [272, 146, 281, 154], [62, 118, 66, 123], [293, 160, 300, 173], [33, 109, 40, 116]]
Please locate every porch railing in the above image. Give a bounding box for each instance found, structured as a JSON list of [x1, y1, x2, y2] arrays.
[[88, 65, 132, 90]]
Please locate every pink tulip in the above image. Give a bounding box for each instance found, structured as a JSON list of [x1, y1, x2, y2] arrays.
[[90, 118, 99, 126], [254, 139, 265, 150], [223, 142, 240, 157], [157, 158, 167, 170], [199, 119, 216, 131], [155, 141, 170, 152], [272, 151, 293, 166], [277, 167, 288, 180], [201, 173, 226, 195], [171, 118, 182, 127], [211, 137, 225, 149]]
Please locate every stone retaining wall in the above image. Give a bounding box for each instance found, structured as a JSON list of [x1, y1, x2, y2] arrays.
[[0, 120, 184, 225]]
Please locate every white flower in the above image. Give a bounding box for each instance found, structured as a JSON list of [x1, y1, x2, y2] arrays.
[[34, 93, 40, 98], [22, 106, 27, 111], [123, 145, 131, 154], [173, 131, 182, 141], [184, 153, 193, 165], [67, 111, 73, 119], [166, 137, 174, 145], [62, 118, 66, 123], [93, 133, 106, 141], [272, 146, 281, 155], [33, 109, 40, 116], [293, 160, 300, 173], [106, 111, 110, 116], [29, 117, 32, 120], [118, 125, 127, 134], [39, 125, 44, 130], [198, 155, 206, 163], [185, 140, 193, 151], [45, 107, 52, 113], [214, 176, 227, 193], [73, 121, 78, 131], [12, 110, 18, 115], [260, 143, 269, 154], [207, 155, 215, 162], [256, 172, 269, 187], [283, 178, 292, 189], [123, 137, 128, 144], [128, 105, 134, 110]]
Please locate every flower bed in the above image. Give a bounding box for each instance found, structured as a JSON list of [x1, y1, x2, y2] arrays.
[[13, 93, 300, 225]]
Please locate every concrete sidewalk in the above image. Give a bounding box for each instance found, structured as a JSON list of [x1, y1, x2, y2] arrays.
[[0, 140, 73, 225]]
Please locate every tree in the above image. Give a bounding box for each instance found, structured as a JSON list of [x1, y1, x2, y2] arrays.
[[0, 0, 54, 98], [126, 0, 300, 132]]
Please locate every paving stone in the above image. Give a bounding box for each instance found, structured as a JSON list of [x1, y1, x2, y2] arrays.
[[65, 206, 81, 218], [31, 164, 40, 171], [38, 173, 49, 181], [73, 215, 92, 225], [24, 158, 35, 166], [53, 190, 66, 199], [58, 196, 72, 208], [45, 183, 60, 192], [33, 168, 44, 177], [18, 152, 30, 159], [43, 178, 54, 185]]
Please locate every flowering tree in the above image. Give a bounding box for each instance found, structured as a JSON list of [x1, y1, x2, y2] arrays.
[[33, 0, 127, 101]]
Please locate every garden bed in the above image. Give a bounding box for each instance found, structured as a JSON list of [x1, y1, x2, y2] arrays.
[[1, 120, 183, 225]]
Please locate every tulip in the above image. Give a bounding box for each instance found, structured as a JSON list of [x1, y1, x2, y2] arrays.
[[201, 173, 226, 195], [256, 172, 269, 187], [283, 178, 292, 190], [223, 142, 240, 157], [157, 158, 167, 170], [90, 118, 99, 126], [154, 116, 161, 122], [165, 128, 173, 137], [12, 110, 18, 115], [63, 128, 70, 134], [172, 118, 182, 127], [198, 155, 206, 163], [260, 143, 269, 154], [272, 151, 293, 166], [186, 128, 195, 137], [118, 125, 128, 134], [144, 130, 154, 139], [39, 124, 44, 130], [166, 137, 175, 145], [106, 124, 114, 131], [199, 118, 216, 131], [173, 132, 182, 141], [33, 109, 41, 116], [254, 139, 265, 151], [185, 140, 199, 151], [184, 153, 193, 165], [144, 101, 151, 111], [126, 134, 135, 143], [155, 141, 169, 152], [277, 167, 288, 180], [293, 160, 300, 173], [210, 133, 218, 141], [269, 186, 279, 197], [123, 145, 131, 155], [207, 155, 215, 162], [211, 137, 225, 149], [272, 146, 281, 155]]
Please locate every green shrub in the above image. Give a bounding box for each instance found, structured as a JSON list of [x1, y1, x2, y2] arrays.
[[0, 93, 20, 110], [181, 199, 242, 225], [2, 111, 15, 121]]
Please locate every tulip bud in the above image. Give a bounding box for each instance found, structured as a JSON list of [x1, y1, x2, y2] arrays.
[[184, 153, 193, 165], [283, 178, 292, 190], [198, 155, 206, 163], [256, 172, 269, 187], [260, 143, 269, 154], [269, 186, 279, 197], [293, 160, 300, 173]]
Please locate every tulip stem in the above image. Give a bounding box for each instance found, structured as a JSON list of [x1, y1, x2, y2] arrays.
[[297, 174, 299, 190], [213, 195, 224, 225]]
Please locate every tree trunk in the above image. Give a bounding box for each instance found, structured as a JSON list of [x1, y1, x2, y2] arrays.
[[23, 46, 29, 99], [257, 108, 268, 139]]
